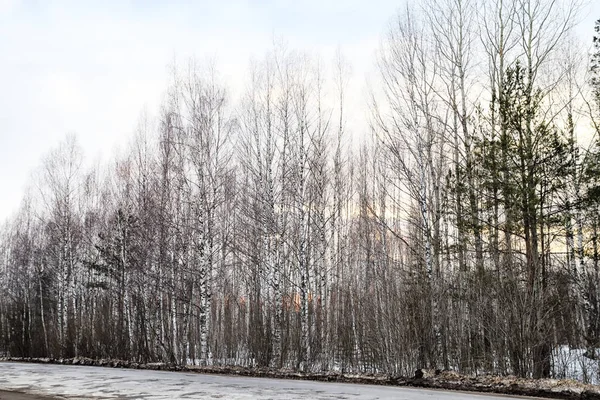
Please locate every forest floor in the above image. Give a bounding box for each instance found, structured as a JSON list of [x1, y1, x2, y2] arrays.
[[1, 357, 600, 399]]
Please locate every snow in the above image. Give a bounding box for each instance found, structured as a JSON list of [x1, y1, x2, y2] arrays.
[[553, 345, 600, 384], [0, 362, 531, 400]]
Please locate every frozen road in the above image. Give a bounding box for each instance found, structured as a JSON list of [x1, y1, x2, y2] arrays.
[[0, 362, 527, 399]]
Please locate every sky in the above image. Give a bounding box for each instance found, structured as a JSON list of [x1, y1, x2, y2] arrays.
[[0, 0, 599, 222]]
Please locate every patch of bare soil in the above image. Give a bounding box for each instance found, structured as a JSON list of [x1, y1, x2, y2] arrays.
[[405, 369, 600, 399], [0, 390, 60, 400]]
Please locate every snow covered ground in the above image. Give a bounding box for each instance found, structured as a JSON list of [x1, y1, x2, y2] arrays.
[[0, 361, 530, 400], [553, 346, 600, 384]]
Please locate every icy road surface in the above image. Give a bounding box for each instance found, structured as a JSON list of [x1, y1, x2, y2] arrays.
[[0, 362, 523, 399]]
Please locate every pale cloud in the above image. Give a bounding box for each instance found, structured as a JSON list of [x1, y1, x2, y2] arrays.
[[0, 0, 18, 15]]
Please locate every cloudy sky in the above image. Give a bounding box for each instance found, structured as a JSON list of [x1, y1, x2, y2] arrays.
[[0, 0, 599, 221]]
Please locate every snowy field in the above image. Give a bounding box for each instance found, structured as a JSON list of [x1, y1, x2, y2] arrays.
[[0, 362, 530, 400]]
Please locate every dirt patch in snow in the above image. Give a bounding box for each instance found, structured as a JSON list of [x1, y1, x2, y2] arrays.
[[0, 390, 61, 400]]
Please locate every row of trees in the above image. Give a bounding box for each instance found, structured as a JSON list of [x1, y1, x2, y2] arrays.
[[2, 0, 600, 381]]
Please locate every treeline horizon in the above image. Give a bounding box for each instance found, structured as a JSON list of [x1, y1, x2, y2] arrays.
[[2, 0, 600, 382]]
